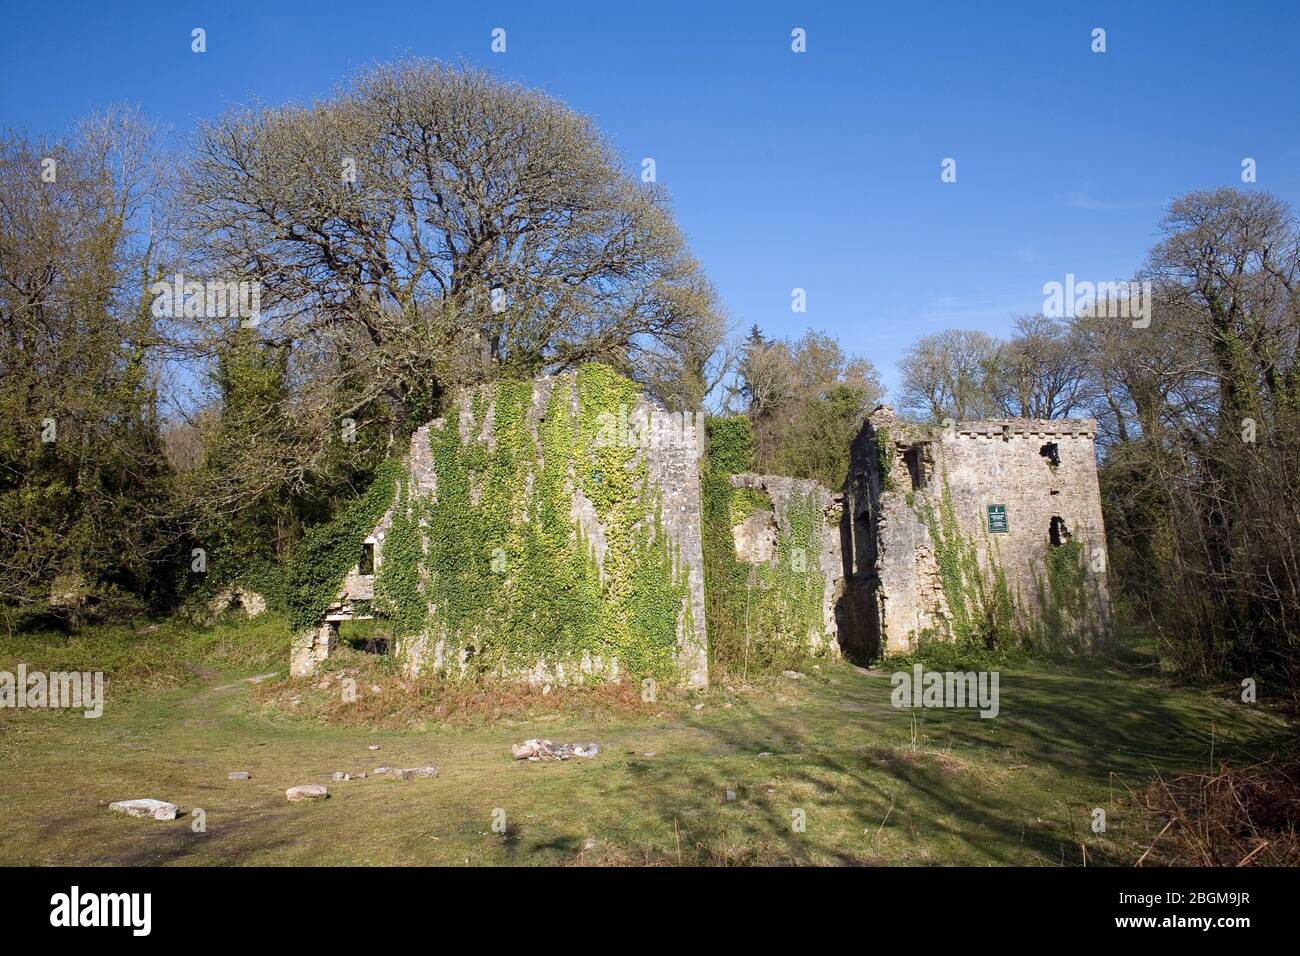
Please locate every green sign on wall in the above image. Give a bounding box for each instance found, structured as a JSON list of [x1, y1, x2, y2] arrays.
[[987, 504, 1008, 533]]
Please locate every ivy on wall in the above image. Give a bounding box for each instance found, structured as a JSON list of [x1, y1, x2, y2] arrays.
[[286, 459, 403, 632], [875, 425, 895, 492], [702, 416, 829, 677], [913, 475, 1097, 655], [411, 364, 688, 682], [729, 486, 773, 528], [372, 478, 425, 639], [916, 479, 1016, 649], [1030, 537, 1096, 652]]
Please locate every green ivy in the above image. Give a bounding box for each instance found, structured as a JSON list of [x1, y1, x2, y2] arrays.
[[413, 364, 687, 683], [702, 415, 830, 677], [372, 478, 425, 638], [875, 425, 895, 492], [917, 479, 1016, 649], [1030, 537, 1092, 652], [729, 486, 773, 528], [286, 459, 403, 631]]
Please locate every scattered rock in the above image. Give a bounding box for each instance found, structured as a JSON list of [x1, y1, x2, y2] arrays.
[[724, 789, 736, 802], [642, 752, 656, 757], [373, 767, 391, 775], [286, 784, 328, 802], [228, 771, 251, 780], [110, 799, 177, 820], [511, 739, 600, 761], [693, 703, 705, 711], [368, 745, 381, 751], [583, 837, 597, 850], [758, 752, 773, 758], [542, 684, 552, 696], [247, 672, 278, 684], [392, 766, 438, 780], [331, 771, 351, 782], [782, 670, 804, 680]]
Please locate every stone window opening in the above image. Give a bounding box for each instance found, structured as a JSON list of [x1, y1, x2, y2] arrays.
[[359, 541, 375, 576], [340, 620, 389, 656], [1040, 442, 1060, 468], [903, 445, 927, 490], [1049, 516, 1072, 547]]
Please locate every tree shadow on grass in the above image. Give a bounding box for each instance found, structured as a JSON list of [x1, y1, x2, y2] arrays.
[[610, 664, 1297, 866]]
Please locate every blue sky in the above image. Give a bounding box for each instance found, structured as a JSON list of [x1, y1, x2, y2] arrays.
[[3, 0, 1297, 396]]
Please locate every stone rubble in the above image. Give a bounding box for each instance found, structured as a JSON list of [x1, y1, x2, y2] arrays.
[[510, 739, 600, 761]]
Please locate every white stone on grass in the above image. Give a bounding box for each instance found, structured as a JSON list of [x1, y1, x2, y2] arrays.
[[110, 799, 177, 820], [392, 767, 438, 780], [286, 784, 328, 802]]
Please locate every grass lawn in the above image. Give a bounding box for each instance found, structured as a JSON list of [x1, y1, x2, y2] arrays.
[[1, 622, 1293, 866]]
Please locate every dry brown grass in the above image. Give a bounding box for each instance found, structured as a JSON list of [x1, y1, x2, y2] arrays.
[[1135, 749, 1300, 866], [246, 643, 801, 730], [247, 646, 711, 729]]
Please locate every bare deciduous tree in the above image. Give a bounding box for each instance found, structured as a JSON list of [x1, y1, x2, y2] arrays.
[[896, 328, 1001, 421]]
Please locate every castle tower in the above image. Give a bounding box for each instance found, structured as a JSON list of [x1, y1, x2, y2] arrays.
[[842, 407, 1111, 657]]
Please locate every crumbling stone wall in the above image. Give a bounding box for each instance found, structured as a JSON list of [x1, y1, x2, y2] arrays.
[[843, 406, 1110, 655], [728, 473, 843, 656], [292, 365, 708, 687], [293, 379, 1111, 684]]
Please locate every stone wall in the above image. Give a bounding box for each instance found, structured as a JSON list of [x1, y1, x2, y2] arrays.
[[728, 473, 843, 656], [843, 406, 1110, 655], [940, 417, 1110, 636], [292, 382, 1111, 683], [292, 365, 709, 688]]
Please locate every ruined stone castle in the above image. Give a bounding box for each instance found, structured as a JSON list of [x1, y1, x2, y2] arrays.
[[290, 367, 1109, 684], [838, 406, 1110, 659]]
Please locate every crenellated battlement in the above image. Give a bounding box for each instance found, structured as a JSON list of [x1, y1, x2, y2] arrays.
[[948, 419, 1096, 440]]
